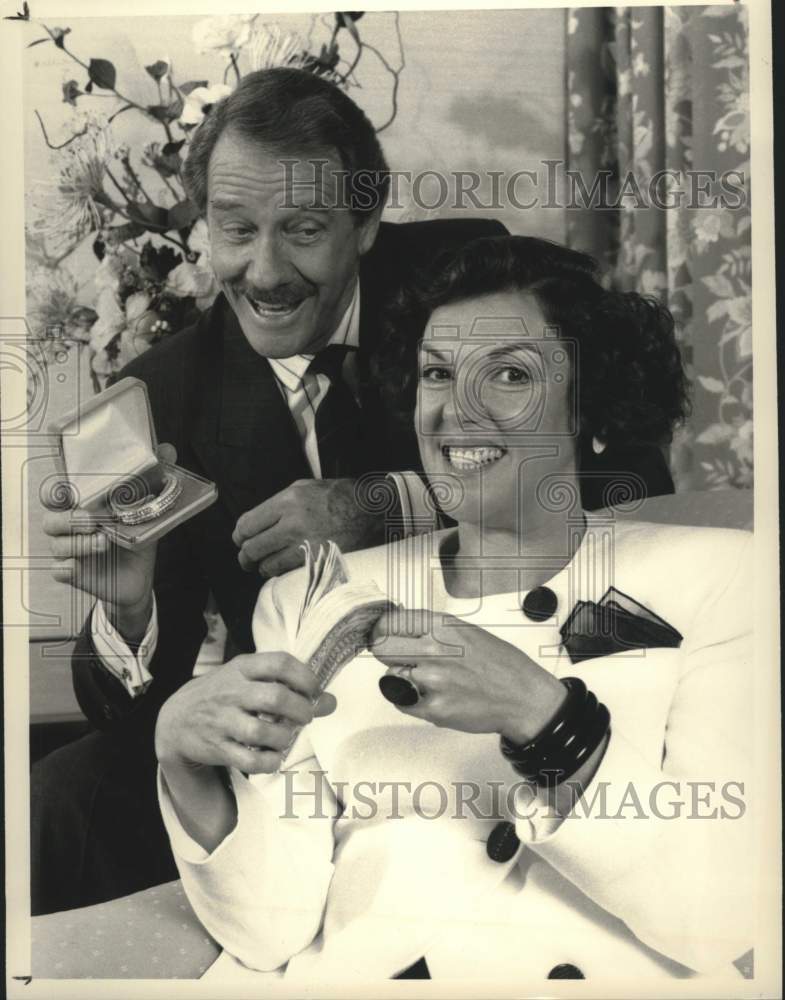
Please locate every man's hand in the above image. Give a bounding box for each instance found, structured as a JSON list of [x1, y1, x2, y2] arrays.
[[42, 443, 176, 643], [155, 651, 337, 775], [232, 478, 387, 576]]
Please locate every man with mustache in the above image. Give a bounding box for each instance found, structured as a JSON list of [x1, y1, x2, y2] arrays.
[[34, 67, 674, 915]]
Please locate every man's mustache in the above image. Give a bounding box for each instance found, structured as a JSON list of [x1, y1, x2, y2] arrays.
[[231, 282, 315, 307]]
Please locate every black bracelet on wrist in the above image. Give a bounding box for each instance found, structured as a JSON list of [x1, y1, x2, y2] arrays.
[[500, 676, 588, 765], [500, 677, 611, 788]]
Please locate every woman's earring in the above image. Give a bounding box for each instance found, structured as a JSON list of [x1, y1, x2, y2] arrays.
[[592, 436, 606, 455]]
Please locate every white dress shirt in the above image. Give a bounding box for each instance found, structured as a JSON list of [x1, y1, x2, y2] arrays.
[[267, 280, 360, 480]]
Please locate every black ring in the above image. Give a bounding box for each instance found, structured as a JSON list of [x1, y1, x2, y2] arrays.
[[379, 674, 420, 707]]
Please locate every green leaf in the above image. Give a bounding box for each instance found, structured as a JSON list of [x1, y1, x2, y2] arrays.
[[153, 151, 182, 178], [706, 300, 731, 324], [178, 80, 208, 96], [27, 37, 50, 48], [147, 104, 168, 122], [88, 57, 117, 91], [167, 200, 199, 230], [104, 221, 146, 245], [697, 376, 725, 394], [316, 41, 340, 73], [701, 273, 735, 298], [147, 93, 184, 123], [168, 93, 184, 118], [162, 140, 186, 156], [696, 423, 733, 446], [145, 60, 169, 81], [128, 202, 170, 232], [140, 240, 182, 280], [4, 2, 30, 20]]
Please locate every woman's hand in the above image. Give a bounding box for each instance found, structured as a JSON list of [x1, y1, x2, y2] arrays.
[[155, 651, 336, 775], [370, 608, 566, 743], [155, 652, 337, 852]]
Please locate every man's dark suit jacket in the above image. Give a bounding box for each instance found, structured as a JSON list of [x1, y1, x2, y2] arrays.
[[71, 219, 673, 743]]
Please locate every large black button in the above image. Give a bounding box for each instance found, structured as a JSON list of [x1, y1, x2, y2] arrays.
[[548, 963, 584, 979], [486, 821, 520, 862], [379, 675, 419, 707], [522, 586, 558, 622]]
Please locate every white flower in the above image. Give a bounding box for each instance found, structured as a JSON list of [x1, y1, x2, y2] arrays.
[[183, 223, 219, 308], [88, 287, 125, 353], [691, 210, 724, 252], [639, 269, 667, 295], [167, 261, 218, 304], [729, 418, 753, 466], [568, 130, 585, 156], [726, 295, 752, 358], [192, 14, 257, 58], [117, 327, 154, 369], [26, 267, 96, 342], [33, 124, 113, 254], [180, 84, 232, 127], [248, 24, 310, 72], [90, 348, 118, 380], [125, 291, 152, 323], [188, 219, 212, 260], [93, 250, 135, 293], [632, 52, 650, 77], [726, 295, 751, 327]]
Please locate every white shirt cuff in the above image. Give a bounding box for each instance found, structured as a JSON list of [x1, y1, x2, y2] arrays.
[[90, 597, 158, 697], [511, 779, 568, 844]]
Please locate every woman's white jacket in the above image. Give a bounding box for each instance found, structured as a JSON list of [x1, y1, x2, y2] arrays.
[[159, 516, 755, 984]]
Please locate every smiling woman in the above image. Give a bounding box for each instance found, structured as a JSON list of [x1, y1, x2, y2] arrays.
[[148, 235, 754, 984], [380, 235, 690, 520], [416, 292, 577, 532]]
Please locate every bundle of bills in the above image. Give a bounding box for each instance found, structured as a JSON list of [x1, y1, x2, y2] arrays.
[[293, 540, 392, 686], [274, 540, 392, 755]]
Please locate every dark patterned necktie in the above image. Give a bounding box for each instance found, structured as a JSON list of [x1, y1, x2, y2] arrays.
[[307, 345, 364, 478]]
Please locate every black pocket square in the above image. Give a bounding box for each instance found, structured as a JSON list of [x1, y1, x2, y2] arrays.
[[560, 588, 683, 664]]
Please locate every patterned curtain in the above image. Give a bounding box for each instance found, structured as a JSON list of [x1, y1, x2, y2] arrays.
[[566, 6, 751, 491]]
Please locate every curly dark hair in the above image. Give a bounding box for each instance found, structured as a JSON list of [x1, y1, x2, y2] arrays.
[[378, 235, 690, 449], [183, 67, 389, 221]]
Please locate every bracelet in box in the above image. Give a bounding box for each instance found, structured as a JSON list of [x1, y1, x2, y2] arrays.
[[500, 677, 611, 787], [108, 471, 182, 525]]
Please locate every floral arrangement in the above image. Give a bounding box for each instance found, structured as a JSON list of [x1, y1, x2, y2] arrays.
[[16, 7, 404, 389]]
